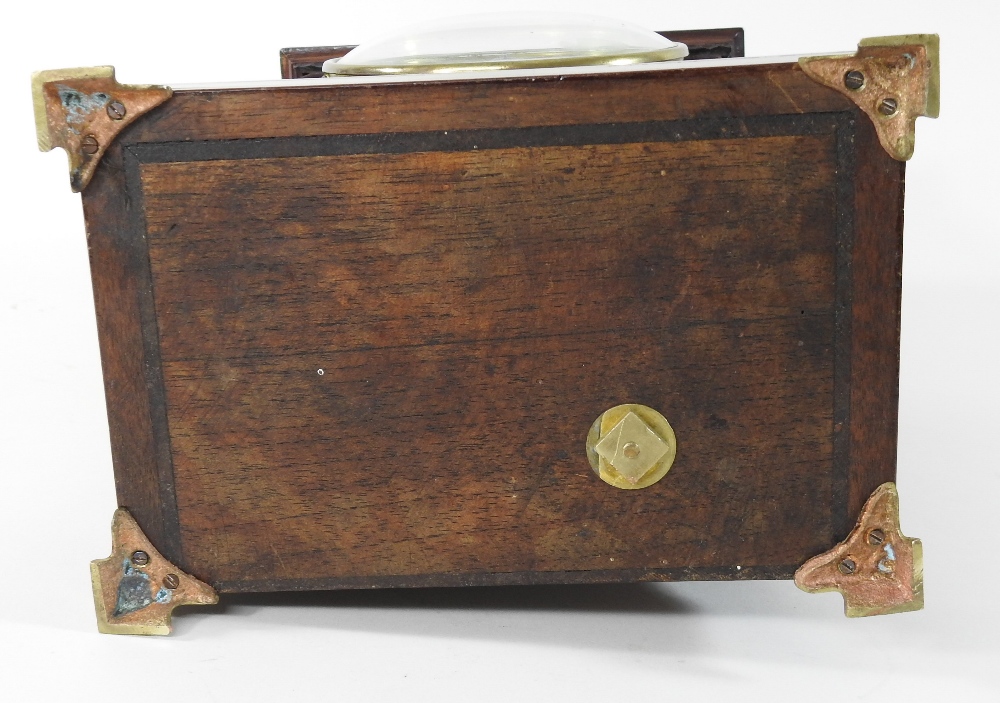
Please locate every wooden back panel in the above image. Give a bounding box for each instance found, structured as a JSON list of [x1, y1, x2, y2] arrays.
[[82, 62, 903, 592]]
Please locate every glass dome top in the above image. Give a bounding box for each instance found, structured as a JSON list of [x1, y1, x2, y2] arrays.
[[323, 12, 689, 76]]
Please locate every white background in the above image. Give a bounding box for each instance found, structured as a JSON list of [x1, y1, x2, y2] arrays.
[[1, 1, 997, 700]]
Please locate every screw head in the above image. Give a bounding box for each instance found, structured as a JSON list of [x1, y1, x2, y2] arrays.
[[81, 135, 99, 155], [106, 100, 127, 120], [878, 97, 899, 116], [838, 558, 857, 575], [162, 573, 180, 590], [844, 70, 865, 90], [130, 550, 150, 566], [868, 528, 886, 546]]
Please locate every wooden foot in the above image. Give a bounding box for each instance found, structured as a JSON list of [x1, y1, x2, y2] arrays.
[[91, 509, 218, 635]]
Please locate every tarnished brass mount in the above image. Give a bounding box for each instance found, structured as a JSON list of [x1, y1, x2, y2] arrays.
[[795, 483, 923, 617], [91, 509, 217, 635], [800, 35, 939, 160], [31, 66, 171, 192]]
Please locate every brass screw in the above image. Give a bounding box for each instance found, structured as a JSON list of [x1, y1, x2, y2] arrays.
[[162, 573, 180, 590], [838, 558, 856, 575], [868, 528, 886, 546], [81, 135, 99, 155], [106, 100, 127, 120], [131, 550, 150, 566], [844, 70, 865, 90], [878, 97, 899, 116]]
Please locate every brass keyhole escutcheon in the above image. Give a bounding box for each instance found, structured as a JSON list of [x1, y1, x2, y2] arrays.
[[586, 404, 676, 489]]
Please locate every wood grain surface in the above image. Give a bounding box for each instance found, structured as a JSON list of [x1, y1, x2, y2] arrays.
[[81, 62, 901, 591]]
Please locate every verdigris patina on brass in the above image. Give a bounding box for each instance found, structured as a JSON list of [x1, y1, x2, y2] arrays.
[[32, 66, 171, 191], [91, 509, 217, 635]]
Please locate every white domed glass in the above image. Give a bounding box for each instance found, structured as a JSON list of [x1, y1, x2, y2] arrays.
[[323, 12, 688, 76]]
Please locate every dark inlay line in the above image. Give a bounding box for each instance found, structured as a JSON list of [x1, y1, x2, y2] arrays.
[[120, 148, 185, 564], [128, 114, 841, 164], [831, 112, 857, 542]]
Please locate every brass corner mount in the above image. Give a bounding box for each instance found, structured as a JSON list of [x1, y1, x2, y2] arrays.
[[799, 34, 939, 161], [795, 483, 923, 617], [31, 67, 172, 192], [91, 509, 217, 635]]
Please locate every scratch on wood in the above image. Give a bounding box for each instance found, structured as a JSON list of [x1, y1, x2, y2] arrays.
[[768, 73, 803, 113]]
